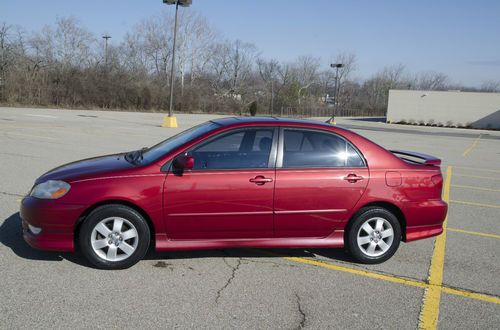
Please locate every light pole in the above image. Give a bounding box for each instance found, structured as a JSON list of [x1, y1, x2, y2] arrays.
[[161, 0, 192, 128], [328, 63, 344, 124], [102, 35, 111, 68]]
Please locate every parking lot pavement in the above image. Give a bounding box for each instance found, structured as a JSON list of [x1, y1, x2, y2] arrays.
[[1, 107, 499, 329]]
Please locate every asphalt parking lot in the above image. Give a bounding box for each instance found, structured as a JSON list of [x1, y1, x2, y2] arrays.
[[0, 107, 499, 329]]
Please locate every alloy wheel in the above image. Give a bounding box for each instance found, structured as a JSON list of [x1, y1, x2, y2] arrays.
[[356, 217, 394, 257], [90, 217, 139, 262]]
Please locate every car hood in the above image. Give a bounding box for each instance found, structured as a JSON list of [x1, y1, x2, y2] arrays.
[[36, 154, 134, 184]]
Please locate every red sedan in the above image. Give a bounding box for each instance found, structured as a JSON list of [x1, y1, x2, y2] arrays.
[[20, 117, 447, 269]]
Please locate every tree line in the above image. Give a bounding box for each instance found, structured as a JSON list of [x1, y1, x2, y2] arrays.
[[1, 14, 499, 117]]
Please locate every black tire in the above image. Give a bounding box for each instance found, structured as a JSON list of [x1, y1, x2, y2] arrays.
[[79, 204, 151, 270], [346, 207, 401, 264]]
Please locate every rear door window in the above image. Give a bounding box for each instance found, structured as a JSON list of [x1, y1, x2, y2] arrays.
[[282, 129, 365, 168]]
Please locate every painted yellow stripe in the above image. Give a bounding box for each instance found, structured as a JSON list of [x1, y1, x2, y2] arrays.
[[418, 165, 452, 330], [462, 135, 481, 156], [283, 256, 427, 288], [448, 228, 500, 239], [454, 166, 500, 174], [261, 250, 500, 307], [453, 173, 500, 181], [450, 200, 500, 209], [451, 184, 500, 193], [441, 287, 500, 305]]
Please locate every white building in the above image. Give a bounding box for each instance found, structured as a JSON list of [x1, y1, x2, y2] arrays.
[[386, 90, 500, 129]]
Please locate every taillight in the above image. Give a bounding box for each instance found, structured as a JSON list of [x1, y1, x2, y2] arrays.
[[431, 174, 443, 189]]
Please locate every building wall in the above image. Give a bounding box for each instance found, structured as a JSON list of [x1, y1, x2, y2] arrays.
[[386, 90, 500, 129]]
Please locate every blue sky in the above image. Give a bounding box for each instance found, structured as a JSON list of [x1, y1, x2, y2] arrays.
[[2, 0, 499, 86]]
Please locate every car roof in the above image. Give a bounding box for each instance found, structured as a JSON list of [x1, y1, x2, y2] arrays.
[[211, 116, 333, 128]]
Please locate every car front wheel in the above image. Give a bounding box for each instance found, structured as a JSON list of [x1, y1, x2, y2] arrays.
[[79, 204, 150, 269], [347, 207, 401, 264]]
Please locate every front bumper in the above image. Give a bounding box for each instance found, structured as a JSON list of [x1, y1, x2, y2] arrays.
[[20, 196, 86, 252]]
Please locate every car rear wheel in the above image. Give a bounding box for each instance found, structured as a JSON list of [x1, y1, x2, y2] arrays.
[[347, 207, 401, 264], [79, 204, 150, 269]]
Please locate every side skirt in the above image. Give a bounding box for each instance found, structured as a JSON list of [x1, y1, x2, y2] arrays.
[[154, 231, 344, 252]]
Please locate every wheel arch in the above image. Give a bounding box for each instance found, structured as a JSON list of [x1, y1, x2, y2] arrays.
[[346, 201, 407, 241], [74, 199, 156, 250]]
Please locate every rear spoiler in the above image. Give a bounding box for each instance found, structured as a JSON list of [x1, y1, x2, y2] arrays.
[[390, 150, 441, 166]]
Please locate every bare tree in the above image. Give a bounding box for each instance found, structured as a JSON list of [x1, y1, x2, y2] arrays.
[[480, 79, 500, 92], [227, 40, 257, 96], [207, 41, 231, 95], [293, 55, 320, 105], [53, 17, 95, 68], [257, 58, 280, 113], [413, 71, 449, 90], [0, 23, 14, 101], [362, 64, 408, 114], [176, 11, 215, 94], [207, 39, 256, 97]]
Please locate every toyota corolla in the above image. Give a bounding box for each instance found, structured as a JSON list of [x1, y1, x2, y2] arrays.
[[21, 117, 447, 269]]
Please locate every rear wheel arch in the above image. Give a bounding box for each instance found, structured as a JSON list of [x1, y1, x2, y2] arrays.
[[346, 201, 407, 241], [75, 200, 156, 250]]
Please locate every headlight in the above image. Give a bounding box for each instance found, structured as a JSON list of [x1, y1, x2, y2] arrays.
[[30, 180, 71, 199]]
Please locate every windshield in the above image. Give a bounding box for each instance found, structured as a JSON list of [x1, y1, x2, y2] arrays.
[[127, 121, 221, 165]]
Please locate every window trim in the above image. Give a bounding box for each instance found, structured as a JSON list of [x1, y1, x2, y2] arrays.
[[276, 127, 367, 169], [173, 126, 279, 172]]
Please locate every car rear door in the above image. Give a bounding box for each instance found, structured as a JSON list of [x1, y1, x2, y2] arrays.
[[163, 127, 278, 240], [274, 127, 369, 238]]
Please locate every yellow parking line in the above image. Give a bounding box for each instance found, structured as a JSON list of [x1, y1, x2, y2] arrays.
[[450, 200, 500, 209], [448, 228, 500, 239], [453, 173, 500, 181], [418, 165, 452, 330], [283, 256, 427, 288], [462, 135, 481, 157], [263, 251, 500, 306], [441, 287, 500, 305], [451, 184, 500, 193], [454, 166, 500, 174]]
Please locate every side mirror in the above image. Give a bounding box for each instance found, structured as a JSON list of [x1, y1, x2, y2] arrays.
[[173, 154, 194, 170]]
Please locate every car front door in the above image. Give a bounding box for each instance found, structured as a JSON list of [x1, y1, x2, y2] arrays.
[[274, 128, 369, 238], [163, 127, 277, 240]]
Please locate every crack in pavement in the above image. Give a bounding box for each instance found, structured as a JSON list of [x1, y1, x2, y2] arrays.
[[215, 256, 242, 304], [295, 293, 307, 329], [222, 257, 235, 270]]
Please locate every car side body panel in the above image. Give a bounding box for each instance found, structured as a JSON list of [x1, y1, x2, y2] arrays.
[[163, 169, 275, 239], [273, 167, 369, 238]]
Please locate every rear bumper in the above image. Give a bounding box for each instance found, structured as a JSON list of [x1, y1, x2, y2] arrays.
[[403, 199, 448, 242], [20, 196, 85, 252], [405, 224, 443, 242]]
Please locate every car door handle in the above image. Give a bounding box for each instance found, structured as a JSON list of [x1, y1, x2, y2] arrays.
[[343, 174, 364, 183], [249, 176, 273, 185]]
